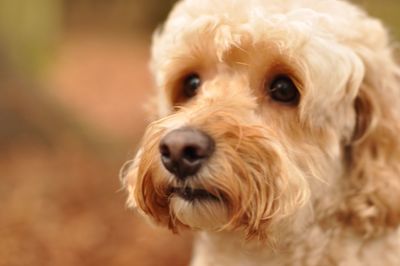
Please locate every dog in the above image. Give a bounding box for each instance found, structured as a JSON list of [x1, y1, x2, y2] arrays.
[[121, 0, 400, 265]]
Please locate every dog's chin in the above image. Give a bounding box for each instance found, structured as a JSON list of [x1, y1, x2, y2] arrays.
[[169, 187, 229, 230]]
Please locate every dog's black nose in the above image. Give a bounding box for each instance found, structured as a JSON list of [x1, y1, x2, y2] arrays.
[[159, 127, 215, 180]]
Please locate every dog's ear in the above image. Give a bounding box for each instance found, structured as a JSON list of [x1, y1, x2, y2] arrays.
[[339, 41, 400, 235]]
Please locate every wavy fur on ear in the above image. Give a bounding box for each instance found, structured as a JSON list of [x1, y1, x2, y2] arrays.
[[339, 19, 400, 235]]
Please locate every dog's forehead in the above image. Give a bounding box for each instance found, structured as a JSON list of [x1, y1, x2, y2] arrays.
[[153, 4, 317, 82], [152, 0, 367, 74], [163, 0, 363, 44]]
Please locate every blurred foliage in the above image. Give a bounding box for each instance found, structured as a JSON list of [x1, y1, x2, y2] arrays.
[[0, 0, 61, 75], [62, 0, 176, 33]]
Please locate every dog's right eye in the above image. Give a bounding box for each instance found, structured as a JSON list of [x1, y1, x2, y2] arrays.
[[182, 73, 201, 98], [267, 75, 300, 104]]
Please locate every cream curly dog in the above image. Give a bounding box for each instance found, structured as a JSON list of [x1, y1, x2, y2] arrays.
[[122, 0, 400, 265]]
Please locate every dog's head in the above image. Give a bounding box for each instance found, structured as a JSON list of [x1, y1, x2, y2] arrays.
[[122, 0, 400, 241]]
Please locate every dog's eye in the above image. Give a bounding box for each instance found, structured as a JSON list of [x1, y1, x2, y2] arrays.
[[268, 76, 299, 104], [182, 73, 201, 98]]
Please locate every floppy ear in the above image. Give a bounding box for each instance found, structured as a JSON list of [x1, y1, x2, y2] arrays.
[[339, 30, 400, 235]]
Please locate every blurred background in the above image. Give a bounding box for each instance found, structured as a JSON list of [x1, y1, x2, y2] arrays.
[[0, 1, 398, 265]]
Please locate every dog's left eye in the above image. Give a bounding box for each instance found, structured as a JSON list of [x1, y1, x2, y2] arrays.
[[267, 76, 300, 104], [182, 73, 201, 98]]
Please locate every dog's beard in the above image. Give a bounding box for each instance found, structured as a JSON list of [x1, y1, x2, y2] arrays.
[[169, 190, 229, 230], [125, 113, 309, 240]]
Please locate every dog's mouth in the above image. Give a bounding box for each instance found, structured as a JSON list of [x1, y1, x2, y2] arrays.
[[169, 187, 219, 201]]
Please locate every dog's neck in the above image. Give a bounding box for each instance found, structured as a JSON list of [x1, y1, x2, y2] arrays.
[[190, 225, 400, 266], [190, 229, 315, 266]]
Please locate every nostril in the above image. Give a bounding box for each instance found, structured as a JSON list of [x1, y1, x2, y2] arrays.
[[159, 144, 171, 158], [183, 146, 200, 161]]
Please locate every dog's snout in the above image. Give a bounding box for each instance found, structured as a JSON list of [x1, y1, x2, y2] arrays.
[[159, 127, 215, 180]]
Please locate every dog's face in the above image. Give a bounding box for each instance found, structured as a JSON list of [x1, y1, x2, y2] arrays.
[[123, 0, 400, 240]]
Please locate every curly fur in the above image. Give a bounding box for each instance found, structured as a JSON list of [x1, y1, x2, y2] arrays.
[[122, 0, 400, 265]]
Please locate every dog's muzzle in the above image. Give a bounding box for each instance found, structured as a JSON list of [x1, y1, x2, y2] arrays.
[[159, 127, 215, 180]]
